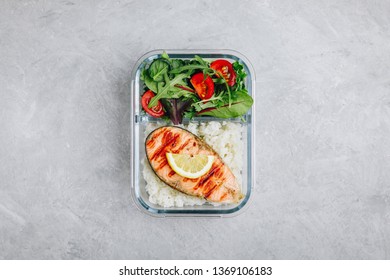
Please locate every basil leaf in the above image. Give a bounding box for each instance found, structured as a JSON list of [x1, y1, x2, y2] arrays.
[[149, 59, 169, 82], [197, 90, 253, 118]]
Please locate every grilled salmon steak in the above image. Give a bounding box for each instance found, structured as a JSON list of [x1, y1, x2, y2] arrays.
[[145, 126, 243, 203]]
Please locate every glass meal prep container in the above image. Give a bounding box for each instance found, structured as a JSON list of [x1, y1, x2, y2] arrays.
[[130, 49, 255, 217]]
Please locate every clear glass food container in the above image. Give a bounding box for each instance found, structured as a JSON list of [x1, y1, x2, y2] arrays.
[[130, 49, 255, 217]]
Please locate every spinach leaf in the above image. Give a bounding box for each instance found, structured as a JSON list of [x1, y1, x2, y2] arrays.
[[140, 52, 253, 124], [197, 90, 253, 118], [149, 59, 169, 82], [171, 59, 184, 70], [161, 52, 170, 61], [142, 69, 159, 93]]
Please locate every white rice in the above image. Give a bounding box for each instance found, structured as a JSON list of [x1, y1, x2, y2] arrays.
[[142, 121, 243, 207]]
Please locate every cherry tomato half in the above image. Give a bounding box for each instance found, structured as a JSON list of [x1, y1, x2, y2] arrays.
[[210, 59, 236, 86], [190, 73, 214, 100], [141, 90, 164, 117]]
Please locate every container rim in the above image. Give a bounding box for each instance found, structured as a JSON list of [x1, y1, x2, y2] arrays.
[[130, 49, 256, 218]]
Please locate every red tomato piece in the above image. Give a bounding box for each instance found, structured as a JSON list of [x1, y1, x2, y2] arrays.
[[210, 59, 236, 86], [141, 90, 164, 117], [190, 73, 214, 100]]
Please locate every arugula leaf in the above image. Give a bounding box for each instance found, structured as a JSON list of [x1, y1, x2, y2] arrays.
[[140, 53, 252, 124], [192, 100, 218, 112], [197, 90, 253, 118], [169, 64, 209, 74], [232, 61, 247, 91], [149, 59, 169, 82], [212, 77, 226, 84], [183, 109, 197, 119], [194, 55, 209, 67], [148, 73, 188, 108]]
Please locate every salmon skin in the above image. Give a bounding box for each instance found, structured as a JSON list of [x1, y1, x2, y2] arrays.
[[145, 126, 243, 203]]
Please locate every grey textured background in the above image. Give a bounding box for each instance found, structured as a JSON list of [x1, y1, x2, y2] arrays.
[[1, 0, 389, 259]]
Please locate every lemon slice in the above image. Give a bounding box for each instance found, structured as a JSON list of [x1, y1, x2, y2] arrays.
[[166, 153, 214, 179]]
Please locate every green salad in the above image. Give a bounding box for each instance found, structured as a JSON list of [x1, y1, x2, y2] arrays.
[[140, 52, 253, 124]]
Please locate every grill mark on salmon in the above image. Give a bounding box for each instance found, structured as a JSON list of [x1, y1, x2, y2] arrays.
[[171, 138, 191, 154], [219, 193, 228, 201], [150, 134, 180, 161], [146, 139, 156, 149], [148, 127, 166, 143], [145, 126, 243, 204], [182, 177, 198, 183], [204, 183, 219, 199], [194, 164, 220, 190], [156, 158, 168, 171]]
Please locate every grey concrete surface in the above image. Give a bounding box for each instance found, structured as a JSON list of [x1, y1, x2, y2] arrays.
[[1, 0, 390, 259]]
